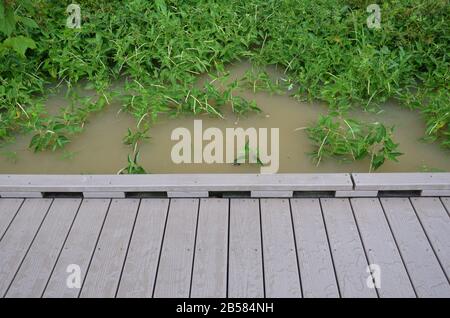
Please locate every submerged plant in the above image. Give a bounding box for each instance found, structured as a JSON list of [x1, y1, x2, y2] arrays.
[[118, 150, 147, 175], [29, 121, 70, 152], [306, 115, 403, 171], [0, 0, 448, 170], [233, 141, 263, 166], [123, 126, 150, 147]]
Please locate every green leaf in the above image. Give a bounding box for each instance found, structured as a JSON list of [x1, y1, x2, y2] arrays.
[[16, 16, 39, 29], [155, 0, 167, 15], [2, 36, 36, 57], [0, 3, 16, 36]]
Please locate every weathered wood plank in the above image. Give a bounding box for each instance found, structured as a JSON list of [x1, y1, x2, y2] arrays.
[[0, 192, 42, 198], [0, 199, 23, 240], [380, 198, 450, 297], [321, 198, 377, 298], [441, 197, 450, 217], [290, 199, 339, 298], [421, 190, 450, 196], [335, 190, 378, 197], [6, 199, 81, 298], [410, 197, 450, 279], [153, 199, 199, 298], [228, 199, 264, 298], [0, 174, 353, 192], [260, 199, 301, 298], [43, 199, 110, 298], [351, 198, 415, 297], [80, 199, 139, 298], [353, 173, 450, 191], [0, 199, 52, 296], [117, 199, 169, 298], [191, 199, 229, 298]]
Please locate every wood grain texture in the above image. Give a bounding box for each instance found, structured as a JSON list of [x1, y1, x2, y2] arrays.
[[381, 198, 450, 298], [353, 173, 450, 190], [6, 199, 81, 298], [80, 199, 139, 298], [117, 199, 169, 298], [153, 199, 199, 298], [290, 199, 339, 298], [43, 199, 110, 298], [0, 199, 52, 297], [410, 197, 450, 279], [321, 198, 377, 298], [228, 199, 264, 298], [0, 199, 23, 240], [260, 199, 301, 298], [0, 195, 448, 298], [191, 199, 229, 298], [351, 198, 415, 298], [441, 197, 450, 217], [0, 173, 353, 192]]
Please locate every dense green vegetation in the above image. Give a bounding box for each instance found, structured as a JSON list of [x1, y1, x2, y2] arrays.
[[0, 0, 448, 170]]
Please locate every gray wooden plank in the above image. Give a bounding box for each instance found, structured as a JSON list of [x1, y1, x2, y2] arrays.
[[421, 190, 450, 196], [380, 198, 450, 297], [0, 199, 23, 240], [290, 199, 339, 298], [0, 199, 52, 297], [153, 199, 199, 298], [0, 192, 42, 198], [260, 199, 301, 298], [117, 199, 169, 298], [410, 197, 450, 279], [191, 199, 229, 298], [351, 198, 416, 298], [43, 199, 110, 298], [335, 190, 378, 197], [80, 199, 139, 298], [228, 199, 264, 298], [353, 173, 450, 191], [0, 173, 353, 192], [321, 198, 377, 298], [442, 197, 450, 217], [6, 199, 81, 298]]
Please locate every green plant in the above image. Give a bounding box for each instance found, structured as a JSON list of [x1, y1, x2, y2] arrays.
[[117, 150, 147, 174], [234, 141, 263, 166], [239, 68, 283, 94], [123, 126, 150, 147], [29, 121, 70, 152], [0, 0, 38, 57], [0, 0, 448, 171], [306, 114, 403, 171]]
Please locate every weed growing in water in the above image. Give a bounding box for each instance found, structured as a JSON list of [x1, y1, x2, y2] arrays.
[[306, 114, 403, 171], [118, 150, 147, 175], [0, 0, 449, 171], [233, 141, 264, 166]]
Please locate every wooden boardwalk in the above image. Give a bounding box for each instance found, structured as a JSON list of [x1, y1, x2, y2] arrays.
[[1, 196, 449, 298]]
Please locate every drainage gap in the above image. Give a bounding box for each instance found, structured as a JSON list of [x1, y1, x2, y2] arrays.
[[378, 190, 422, 197], [209, 191, 251, 198], [125, 191, 168, 198], [293, 191, 336, 198], [42, 192, 84, 198]]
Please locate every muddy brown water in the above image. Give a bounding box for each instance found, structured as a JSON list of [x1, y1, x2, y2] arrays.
[[0, 62, 449, 174]]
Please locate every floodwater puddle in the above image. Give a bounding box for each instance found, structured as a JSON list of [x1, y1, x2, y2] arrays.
[[0, 62, 449, 174]]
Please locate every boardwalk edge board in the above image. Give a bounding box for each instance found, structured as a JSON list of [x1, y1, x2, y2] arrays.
[[0, 173, 449, 198]]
